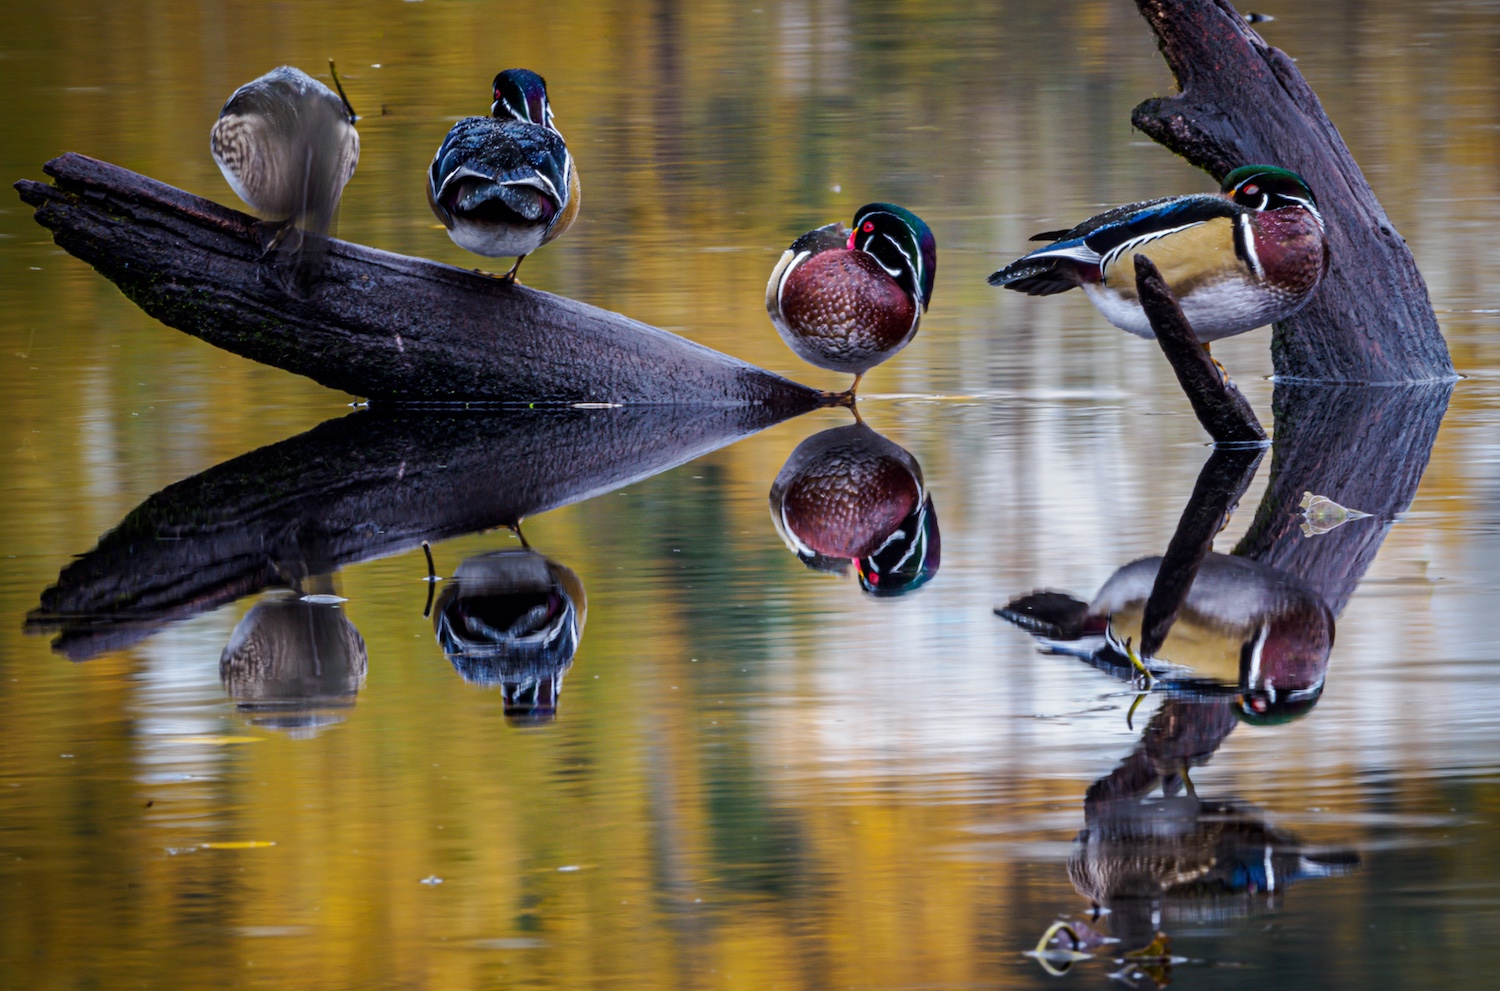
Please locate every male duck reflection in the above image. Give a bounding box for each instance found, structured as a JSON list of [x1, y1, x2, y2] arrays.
[[1000, 553, 1332, 722], [989, 166, 1327, 352], [767, 204, 936, 401], [211, 64, 360, 269], [428, 69, 579, 283], [429, 541, 586, 724], [769, 422, 939, 596]]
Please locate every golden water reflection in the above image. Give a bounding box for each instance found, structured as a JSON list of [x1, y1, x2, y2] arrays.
[[5, 2, 1500, 989]]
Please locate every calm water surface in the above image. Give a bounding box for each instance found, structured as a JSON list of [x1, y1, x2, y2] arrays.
[[4, 2, 1500, 988]]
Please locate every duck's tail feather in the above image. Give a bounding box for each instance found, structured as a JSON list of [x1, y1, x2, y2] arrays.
[[986, 258, 1080, 296]]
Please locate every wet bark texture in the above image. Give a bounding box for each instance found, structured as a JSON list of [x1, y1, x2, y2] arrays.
[[14, 154, 822, 408], [27, 403, 799, 660], [1233, 380, 1451, 615], [1134, 0, 1453, 384], [1135, 255, 1267, 444]]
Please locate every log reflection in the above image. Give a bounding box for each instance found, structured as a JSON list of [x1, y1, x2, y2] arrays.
[[1005, 382, 1450, 974], [769, 421, 939, 597], [27, 404, 799, 724]]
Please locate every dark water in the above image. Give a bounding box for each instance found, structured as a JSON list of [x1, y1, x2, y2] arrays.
[[4, 1, 1500, 988]]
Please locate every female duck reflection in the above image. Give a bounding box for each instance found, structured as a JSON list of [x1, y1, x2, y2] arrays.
[[769, 422, 940, 596], [219, 574, 367, 738], [429, 539, 586, 725]]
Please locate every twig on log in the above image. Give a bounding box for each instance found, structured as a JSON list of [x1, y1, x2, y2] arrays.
[[1132, 0, 1453, 384], [14, 153, 822, 408], [1134, 254, 1267, 445]]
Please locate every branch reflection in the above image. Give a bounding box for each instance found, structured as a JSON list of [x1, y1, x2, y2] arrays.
[[1002, 382, 1450, 981]]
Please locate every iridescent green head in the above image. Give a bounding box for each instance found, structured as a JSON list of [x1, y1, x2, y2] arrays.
[[1221, 165, 1317, 213], [855, 495, 940, 597], [492, 69, 554, 130], [849, 203, 937, 311]]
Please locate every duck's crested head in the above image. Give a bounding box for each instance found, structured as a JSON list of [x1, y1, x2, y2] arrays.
[[1221, 165, 1318, 213], [492, 68, 554, 129], [854, 494, 941, 597], [849, 202, 937, 310]]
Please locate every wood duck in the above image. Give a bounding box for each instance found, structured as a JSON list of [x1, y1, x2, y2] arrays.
[[210, 65, 359, 246], [987, 166, 1327, 343], [766, 203, 936, 398], [769, 422, 940, 596], [427, 68, 580, 283], [998, 552, 1332, 723]]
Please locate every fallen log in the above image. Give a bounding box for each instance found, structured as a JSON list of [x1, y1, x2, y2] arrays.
[[1133, 0, 1454, 384], [14, 153, 822, 408]]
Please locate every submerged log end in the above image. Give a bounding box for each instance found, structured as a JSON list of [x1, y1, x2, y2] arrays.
[[1135, 254, 1267, 446]]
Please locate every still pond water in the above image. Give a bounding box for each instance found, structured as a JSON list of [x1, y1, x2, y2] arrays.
[[4, 1, 1500, 988]]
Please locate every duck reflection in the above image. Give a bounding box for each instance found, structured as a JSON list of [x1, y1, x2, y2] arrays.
[[1002, 551, 1332, 722], [431, 546, 586, 724], [1066, 696, 1359, 967], [220, 578, 367, 738], [769, 422, 939, 596]]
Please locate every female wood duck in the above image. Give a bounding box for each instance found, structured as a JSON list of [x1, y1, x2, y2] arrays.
[[987, 166, 1327, 343], [766, 203, 936, 398], [210, 65, 360, 242], [427, 68, 580, 283], [769, 422, 940, 596]]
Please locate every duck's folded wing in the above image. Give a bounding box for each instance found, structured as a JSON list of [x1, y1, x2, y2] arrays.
[[429, 117, 571, 219]]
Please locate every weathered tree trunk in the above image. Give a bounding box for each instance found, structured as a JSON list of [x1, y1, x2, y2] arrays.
[[27, 403, 801, 660], [14, 154, 822, 408], [1133, 0, 1453, 384]]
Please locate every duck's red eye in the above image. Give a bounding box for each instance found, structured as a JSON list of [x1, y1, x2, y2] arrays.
[[862, 221, 875, 233], [1242, 184, 1259, 196]]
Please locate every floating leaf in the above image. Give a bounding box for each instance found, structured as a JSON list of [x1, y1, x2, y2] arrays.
[[1299, 491, 1373, 536]]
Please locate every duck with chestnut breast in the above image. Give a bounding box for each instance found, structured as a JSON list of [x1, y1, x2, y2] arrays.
[[428, 68, 580, 283], [988, 166, 1327, 347], [767, 203, 936, 400]]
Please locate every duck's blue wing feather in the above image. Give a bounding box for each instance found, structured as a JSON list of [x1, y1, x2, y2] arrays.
[[429, 116, 571, 220], [989, 194, 1243, 293]]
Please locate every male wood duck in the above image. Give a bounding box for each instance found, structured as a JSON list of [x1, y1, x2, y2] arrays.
[[769, 422, 940, 596], [987, 166, 1327, 343], [998, 552, 1332, 724], [432, 548, 586, 723], [427, 68, 580, 283], [766, 203, 936, 399], [210, 65, 360, 245]]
